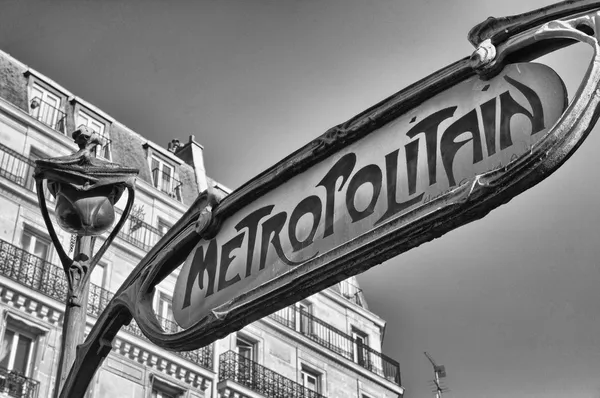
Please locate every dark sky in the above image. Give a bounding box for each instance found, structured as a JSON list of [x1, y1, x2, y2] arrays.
[[2, 1, 600, 397]]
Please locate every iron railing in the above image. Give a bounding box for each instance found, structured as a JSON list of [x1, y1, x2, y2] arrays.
[[30, 97, 66, 134], [115, 208, 164, 252], [0, 238, 213, 371], [220, 351, 325, 398], [151, 168, 182, 202], [0, 366, 39, 398], [270, 306, 401, 385], [0, 144, 30, 187], [0, 239, 67, 302], [0, 144, 56, 204]]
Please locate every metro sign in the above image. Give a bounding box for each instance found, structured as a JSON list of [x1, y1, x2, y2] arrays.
[[173, 63, 567, 327], [60, 4, 600, 397]]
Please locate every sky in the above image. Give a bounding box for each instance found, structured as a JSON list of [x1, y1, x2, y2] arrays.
[[1, 0, 600, 397]]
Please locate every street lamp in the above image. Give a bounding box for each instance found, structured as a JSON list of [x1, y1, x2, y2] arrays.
[[33, 127, 138, 398]]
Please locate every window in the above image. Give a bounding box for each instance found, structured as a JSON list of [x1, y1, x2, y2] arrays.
[[21, 228, 51, 262], [236, 337, 256, 362], [29, 83, 65, 133], [20, 228, 53, 290], [338, 278, 364, 306], [352, 329, 370, 368], [28, 148, 54, 202], [151, 388, 176, 398], [236, 336, 256, 384], [157, 218, 172, 237], [150, 378, 183, 398], [157, 293, 174, 321], [0, 318, 42, 378], [300, 366, 321, 394], [90, 263, 106, 288], [88, 263, 110, 317], [150, 157, 181, 201], [297, 302, 313, 336], [0, 329, 33, 376], [155, 292, 176, 333], [76, 112, 111, 160]]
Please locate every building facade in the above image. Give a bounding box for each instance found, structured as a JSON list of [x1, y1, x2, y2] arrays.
[[0, 49, 404, 398]]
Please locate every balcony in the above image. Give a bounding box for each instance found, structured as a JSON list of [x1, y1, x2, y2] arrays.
[[270, 306, 401, 385], [0, 366, 39, 398], [0, 144, 54, 202], [151, 167, 182, 202], [0, 238, 213, 371], [30, 97, 66, 134], [115, 208, 164, 252], [219, 351, 325, 398], [0, 239, 67, 302]]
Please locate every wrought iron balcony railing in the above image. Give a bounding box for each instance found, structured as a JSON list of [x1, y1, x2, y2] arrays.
[[0, 366, 39, 398], [270, 306, 401, 385], [0, 144, 30, 187], [115, 208, 164, 252], [151, 167, 182, 202], [0, 238, 213, 371], [30, 97, 66, 134], [0, 239, 67, 302], [0, 143, 54, 202], [219, 351, 325, 398]]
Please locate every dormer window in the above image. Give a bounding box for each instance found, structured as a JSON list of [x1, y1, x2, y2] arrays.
[[151, 156, 182, 202], [76, 111, 111, 160], [29, 83, 66, 133]]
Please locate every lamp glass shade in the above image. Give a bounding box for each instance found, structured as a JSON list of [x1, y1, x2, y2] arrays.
[[53, 183, 116, 236]]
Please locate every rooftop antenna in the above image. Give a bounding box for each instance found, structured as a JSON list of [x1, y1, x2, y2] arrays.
[[424, 352, 448, 398]]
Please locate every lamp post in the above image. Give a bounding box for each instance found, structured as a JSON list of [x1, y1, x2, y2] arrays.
[[33, 127, 138, 398]]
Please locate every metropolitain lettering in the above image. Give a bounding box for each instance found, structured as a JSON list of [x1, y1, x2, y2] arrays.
[[181, 75, 545, 309]]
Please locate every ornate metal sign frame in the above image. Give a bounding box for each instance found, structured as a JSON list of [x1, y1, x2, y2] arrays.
[[59, 1, 600, 396]]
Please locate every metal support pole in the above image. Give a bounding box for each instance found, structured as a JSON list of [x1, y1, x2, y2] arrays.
[[54, 236, 94, 398]]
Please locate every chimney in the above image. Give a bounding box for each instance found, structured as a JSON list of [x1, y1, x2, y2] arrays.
[[173, 135, 208, 193]]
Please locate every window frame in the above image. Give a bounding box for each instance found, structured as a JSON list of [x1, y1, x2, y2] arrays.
[[352, 327, 370, 368], [235, 335, 257, 362], [0, 313, 48, 379], [21, 225, 52, 263], [300, 365, 322, 394], [157, 217, 173, 238], [149, 376, 184, 398], [28, 147, 54, 202], [153, 290, 177, 334], [296, 301, 313, 336], [150, 155, 182, 202], [27, 80, 67, 134], [0, 327, 34, 376], [89, 262, 107, 289], [156, 292, 174, 321]]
